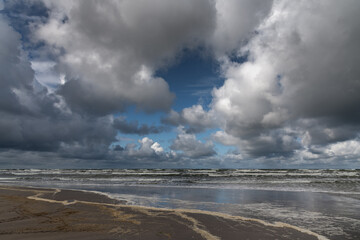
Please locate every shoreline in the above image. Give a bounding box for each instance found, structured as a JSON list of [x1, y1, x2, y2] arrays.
[[0, 185, 328, 240]]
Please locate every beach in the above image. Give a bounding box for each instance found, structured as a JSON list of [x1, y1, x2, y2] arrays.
[[0, 185, 326, 240], [0, 169, 359, 239]]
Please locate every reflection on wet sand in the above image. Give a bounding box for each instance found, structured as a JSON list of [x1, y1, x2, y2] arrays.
[[0, 185, 326, 240]]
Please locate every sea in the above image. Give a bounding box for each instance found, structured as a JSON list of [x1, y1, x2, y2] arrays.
[[0, 169, 359, 240]]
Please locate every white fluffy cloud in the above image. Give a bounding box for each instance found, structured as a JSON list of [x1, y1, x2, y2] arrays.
[[163, 105, 217, 133], [170, 127, 216, 158], [125, 137, 164, 157], [211, 0, 360, 160]]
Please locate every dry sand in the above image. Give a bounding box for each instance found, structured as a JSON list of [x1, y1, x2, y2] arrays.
[[0, 185, 327, 240]]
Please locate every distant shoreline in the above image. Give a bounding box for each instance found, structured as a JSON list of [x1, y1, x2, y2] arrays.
[[0, 185, 327, 240]]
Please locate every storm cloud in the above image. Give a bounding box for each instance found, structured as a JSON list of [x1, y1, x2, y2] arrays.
[[0, 13, 117, 158]]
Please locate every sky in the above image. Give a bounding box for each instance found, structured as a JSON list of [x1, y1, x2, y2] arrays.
[[0, 0, 360, 169]]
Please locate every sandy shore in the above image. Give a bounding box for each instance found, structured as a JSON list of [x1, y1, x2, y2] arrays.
[[0, 185, 327, 240]]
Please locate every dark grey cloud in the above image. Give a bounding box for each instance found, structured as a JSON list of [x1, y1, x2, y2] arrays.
[[0, 14, 116, 158], [0, 111, 116, 156], [57, 80, 128, 116], [113, 117, 167, 135], [297, 119, 360, 147], [0, 15, 35, 114]]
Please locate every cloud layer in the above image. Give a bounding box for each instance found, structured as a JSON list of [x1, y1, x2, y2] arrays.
[[1, 0, 360, 168]]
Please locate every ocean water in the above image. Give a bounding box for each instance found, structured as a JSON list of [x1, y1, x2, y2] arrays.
[[0, 169, 359, 240]]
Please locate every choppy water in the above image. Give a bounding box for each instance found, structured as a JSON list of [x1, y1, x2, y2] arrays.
[[0, 169, 359, 239]]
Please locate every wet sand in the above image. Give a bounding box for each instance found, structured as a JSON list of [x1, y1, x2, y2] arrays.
[[0, 185, 327, 240]]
